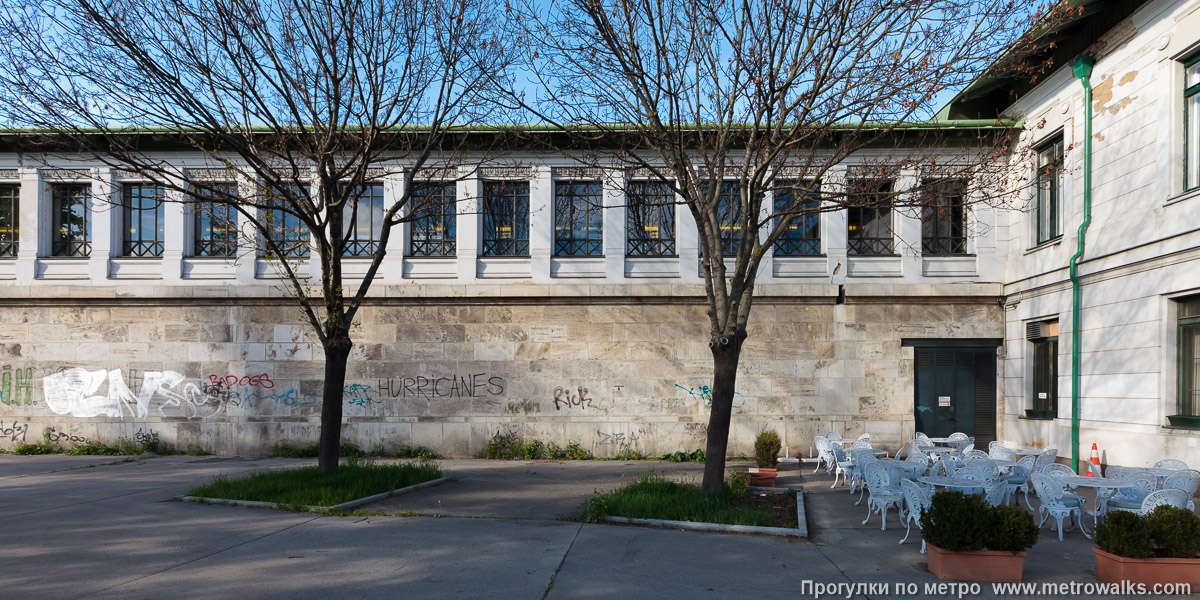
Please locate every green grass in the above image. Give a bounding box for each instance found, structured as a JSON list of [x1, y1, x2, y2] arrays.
[[581, 473, 793, 527], [272, 441, 367, 459], [187, 460, 443, 507]]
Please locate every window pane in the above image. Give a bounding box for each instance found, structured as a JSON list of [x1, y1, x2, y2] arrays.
[[846, 180, 893, 255], [773, 180, 820, 256], [715, 182, 741, 256], [627, 181, 675, 257], [1035, 138, 1062, 244], [0, 184, 18, 257], [192, 183, 238, 257], [1032, 334, 1058, 413], [122, 183, 164, 257], [410, 182, 457, 257], [52, 184, 91, 257], [1188, 94, 1200, 190], [1182, 322, 1200, 416], [921, 180, 967, 255], [554, 181, 603, 256], [262, 185, 310, 258], [482, 181, 529, 256], [343, 184, 383, 257]]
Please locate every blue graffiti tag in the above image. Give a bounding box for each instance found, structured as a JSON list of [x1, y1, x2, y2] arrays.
[[344, 384, 381, 407], [674, 383, 746, 409]]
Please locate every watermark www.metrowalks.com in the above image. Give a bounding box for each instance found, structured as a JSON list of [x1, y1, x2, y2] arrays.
[[799, 580, 1192, 598]]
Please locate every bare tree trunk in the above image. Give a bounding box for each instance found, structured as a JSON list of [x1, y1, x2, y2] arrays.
[[317, 336, 353, 473], [701, 331, 745, 493]]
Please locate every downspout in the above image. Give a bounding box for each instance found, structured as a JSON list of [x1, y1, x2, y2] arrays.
[[1070, 56, 1095, 474]]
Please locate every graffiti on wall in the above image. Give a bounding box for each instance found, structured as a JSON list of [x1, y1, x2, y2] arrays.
[[208, 374, 274, 389], [1, 365, 34, 406], [0, 420, 27, 442], [674, 383, 745, 409], [553, 386, 596, 410], [43, 368, 206, 419], [375, 374, 505, 400]]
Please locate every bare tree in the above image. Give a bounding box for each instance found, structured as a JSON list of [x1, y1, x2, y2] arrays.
[[504, 0, 1058, 492], [0, 0, 506, 472]]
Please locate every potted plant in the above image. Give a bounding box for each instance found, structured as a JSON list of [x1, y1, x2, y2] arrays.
[[1094, 506, 1200, 586], [749, 431, 782, 487], [919, 491, 1038, 582]]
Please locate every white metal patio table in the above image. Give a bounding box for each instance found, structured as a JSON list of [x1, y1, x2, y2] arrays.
[[917, 476, 985, 493], [1056, 475, 1136, 535]]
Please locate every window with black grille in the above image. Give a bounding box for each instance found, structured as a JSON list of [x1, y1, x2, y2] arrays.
[[1035, 136, 1063, 245], [0, 184, 17, 257], [481, 181, 529, 257], [846, 180, 893, 256], [921, 179, 968, 256], [715, 182, 742, 256], [51, 184, 91, 257], [1177, 298, 1200, 418], [773, 181, 820, 256], [1027, 320, 1059, 416], [122, 183, 164, 257], [262, 185, 311, 258], [554, 181, 603, 256], [192, 183, 238, 258], [626, 181, 675, 257], [343, 183, 384, 257], [409, 182, 457, 257]]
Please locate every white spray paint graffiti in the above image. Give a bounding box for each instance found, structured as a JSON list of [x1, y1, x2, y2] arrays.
[[43, 368, 222, 419]]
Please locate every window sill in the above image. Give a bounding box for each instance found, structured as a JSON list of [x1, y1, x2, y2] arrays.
[[1022, 409, 1057, 420], [552, 255, 605, 259], [1025, 238, 1062, 255], [1164, 186, 1200, 207], [846, 253, 900, 258], [626, 255, 679, 259], [923, 253, 976, 258], [1165, 414, 1200, 428], [773, 253, 827, 259]]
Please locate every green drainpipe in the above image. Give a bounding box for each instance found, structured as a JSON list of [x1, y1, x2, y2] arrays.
[[1070, 56, 1095, 474]]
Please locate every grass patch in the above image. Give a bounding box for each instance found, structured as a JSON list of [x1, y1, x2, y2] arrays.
[[581, 473, 797, 528], [187, 459, 442, 507], [272, 441, 367, 459], [475, 437, 593, 460]]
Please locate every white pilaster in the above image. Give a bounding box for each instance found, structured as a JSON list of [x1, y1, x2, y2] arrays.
[[89, 168, 114, 281], [162, 176, 186, 281], [383, 172, 406, 281], [16, 168, 39, 280], [895, 167, 921, 275], [603, 170, 625, 280], [529, 165, 553, 283], [823, 167, 848, 282], [456, 171, 480, 281], [677, 188, 701, 283], [233, 174, 258, 285]]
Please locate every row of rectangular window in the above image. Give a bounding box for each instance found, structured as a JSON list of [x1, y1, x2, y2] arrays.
[[0, 179, 970, 259]]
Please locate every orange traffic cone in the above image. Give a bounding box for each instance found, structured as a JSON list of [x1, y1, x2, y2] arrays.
[[1087, 443, 1100, 477]]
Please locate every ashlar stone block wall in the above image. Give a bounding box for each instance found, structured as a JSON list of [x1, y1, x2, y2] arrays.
[[0, 292, 1002, 457]]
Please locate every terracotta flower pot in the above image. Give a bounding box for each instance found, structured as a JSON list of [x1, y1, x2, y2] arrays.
[[748, 467, 776, 488], [926, 543, 1026, 583], [1093, 548, 1200, 587]]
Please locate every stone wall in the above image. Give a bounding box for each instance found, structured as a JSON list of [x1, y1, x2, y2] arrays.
[[0, 295, 1002, 457]]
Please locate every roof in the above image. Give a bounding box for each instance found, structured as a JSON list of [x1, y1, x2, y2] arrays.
[[937, 0, 1151, 120]]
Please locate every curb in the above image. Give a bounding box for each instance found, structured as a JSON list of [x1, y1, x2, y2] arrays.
[[604, 487, 808, 538], [178, 475, 451, 513]]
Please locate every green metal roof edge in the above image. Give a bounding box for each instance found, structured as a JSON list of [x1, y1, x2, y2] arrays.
[[0, 119, 1020, 137]]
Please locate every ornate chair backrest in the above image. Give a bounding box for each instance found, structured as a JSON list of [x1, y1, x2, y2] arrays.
[[1030, 473, 1064, 505], [1154, 459, 1189, 471], [815, 436, 829, 453], [988, 444, 1017, 461], [851, 448, 879, 467], [864, 462, 890, 492], [831, 444, 848, 464], [1113, 470, 1158, 502], [1034, 449, 1058, 469], [963, 449, 990, 461], [825, 431, 842, 439], [900, 479, 931, 517], [984, 481, 1008, 507], [1040, 462, 1075, 481], [1106, 465, 1132, 479], [915, 432, 931, 444], [959, 465, 999, 487], [964, 458, 1000, 478], [962, 443, 975, 453], [1140, 489, 1189, 513], [1010, 455, 1036, 479], [857, 433, 871, 441], [1164, 469, 1200, 497], [948, 432, 969, 441], [906, 451, 931, 470], [852, 440, 872, 450]]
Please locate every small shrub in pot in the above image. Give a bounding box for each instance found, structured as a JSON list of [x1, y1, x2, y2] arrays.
[[754, 431, 782, 469]]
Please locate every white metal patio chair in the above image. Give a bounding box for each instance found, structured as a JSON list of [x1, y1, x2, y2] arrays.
[[1154, 459, 1189, 471], [813, 436, 835, 474], [862, 462, 902, 531], [905, 451, 931, 477], [988, 441, 1016, 462], [1033, 449, 1058, 470], [1006, 455, 1036, 509], [857, 433, 871, 442], [899, 479, 931, 553], [850, 448, 882, 504], [963, 449, 990, 461], [984, 480, 1009, 507], [1162, 470, 1198, 511], [1105, 470, 1157, 513], [1030, 473, 1085, 541], [1110, 489, 1189, 516]]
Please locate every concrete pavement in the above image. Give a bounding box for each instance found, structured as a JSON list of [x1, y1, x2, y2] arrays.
[[0, 454, 1158, 599]]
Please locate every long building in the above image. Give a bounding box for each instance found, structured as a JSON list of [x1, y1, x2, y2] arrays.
[[0, 0, 1195, 469]]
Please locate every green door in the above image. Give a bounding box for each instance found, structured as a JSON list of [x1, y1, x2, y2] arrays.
[[912, 345, 997, 442]]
